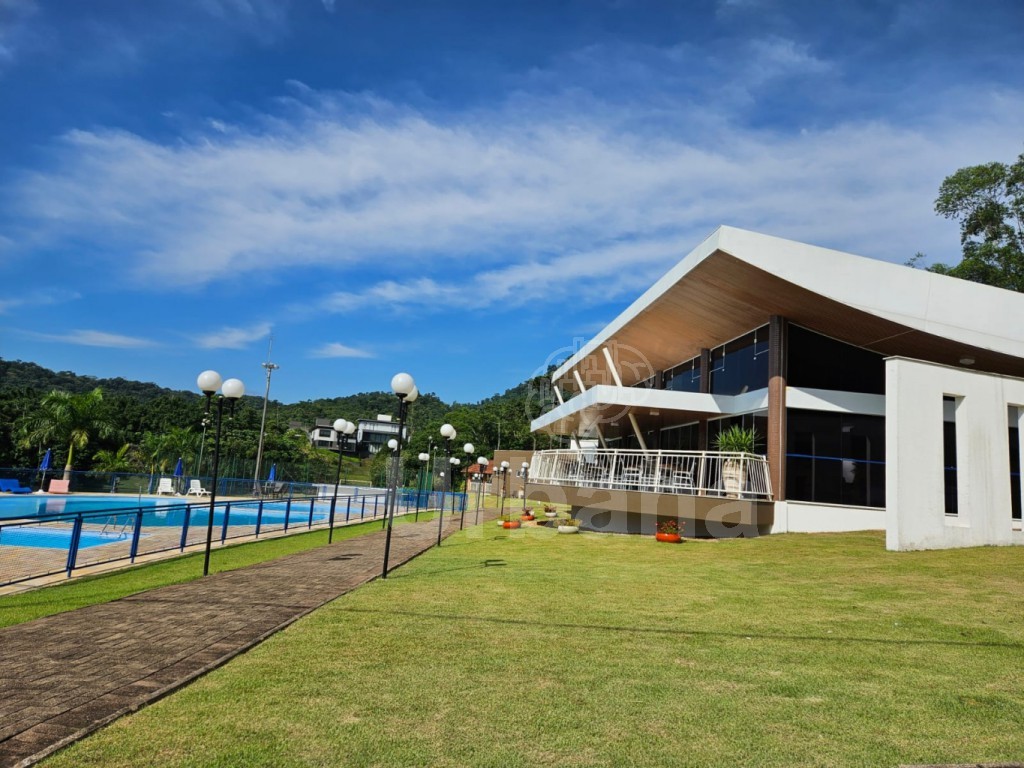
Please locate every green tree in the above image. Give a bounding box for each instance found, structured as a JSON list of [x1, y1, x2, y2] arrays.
[[18, 388, 116, 479], [926, 151, 1024, 291], [91, 444, 136, 473]]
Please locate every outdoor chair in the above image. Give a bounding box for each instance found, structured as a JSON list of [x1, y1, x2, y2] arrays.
[[47, 479, 70, 494], [0, 478, 31, 494], [186, 479, 210, 497], [157, 478, 175, 495]]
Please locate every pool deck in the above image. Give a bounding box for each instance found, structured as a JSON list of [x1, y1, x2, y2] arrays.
[[0, 507, 498, 767]]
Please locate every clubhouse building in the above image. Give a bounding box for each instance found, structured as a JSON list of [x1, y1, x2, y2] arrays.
[[526, 227, 1024, 550]]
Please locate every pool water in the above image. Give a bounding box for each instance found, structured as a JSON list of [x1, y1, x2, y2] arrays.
[[0, 526, 131, 550], [0, 494, 337, 524]]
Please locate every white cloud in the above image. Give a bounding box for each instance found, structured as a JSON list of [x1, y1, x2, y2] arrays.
[[6, 78, 1024, 312], [25, 328, 157, 348], [194, 321, 271, 349], [0, 288, 80, 314], [310, 342, 375, 358]]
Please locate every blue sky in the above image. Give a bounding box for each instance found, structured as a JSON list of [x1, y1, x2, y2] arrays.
[[0, 0, 1022, 404]]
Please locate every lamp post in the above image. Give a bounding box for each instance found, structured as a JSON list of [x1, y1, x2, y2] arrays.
[[498, 460, 510, 518], [252, 339, 279, 497], [521, 461, 530, 515], [438, 423, 456, 546], [475, 456, 489, 524], [449, 456, 461, 527], [328, 419, 356, 544], [382, 374, 417, 579], [196, 370, 245, 576], [459, 442, 474, 529], [416, 451, 430, 520], [384, 437, 399, 529], [473, 454, 489, 528]]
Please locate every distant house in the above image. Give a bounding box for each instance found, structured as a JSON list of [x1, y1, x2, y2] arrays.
[[356, 415, 408, 457]]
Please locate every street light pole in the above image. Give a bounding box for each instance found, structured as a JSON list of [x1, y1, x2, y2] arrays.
[[521, 461, 530, 514], [196, 370, 245, 577], [415, 451, 429, 520], [438, 423, 455, 546], [459, 442, 474, 529], [475, 456, 489, 525], [253, 338, 279, 496], [499, 460, 510, 518], [328, 418, 355, 544], [382, 374, 417, 579]]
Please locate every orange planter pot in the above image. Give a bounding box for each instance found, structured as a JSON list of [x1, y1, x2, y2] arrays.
[[655, 532, 682, 543], [503, 521, 521, 529], [521, 514, 535, 521]]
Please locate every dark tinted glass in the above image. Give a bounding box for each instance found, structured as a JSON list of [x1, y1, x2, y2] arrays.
[[787, 325, 885, 395], [661, 423, 699, 451], [710, 327, 769, 395], [664, 357, 701, 393], [785, 409, 885, 507], [708, 413, 768, 454], [1009, 423, 1020, 520]]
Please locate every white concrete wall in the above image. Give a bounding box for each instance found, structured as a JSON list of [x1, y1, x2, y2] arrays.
[[885, 357, 1024, 551], [772, 501, 885, 533]]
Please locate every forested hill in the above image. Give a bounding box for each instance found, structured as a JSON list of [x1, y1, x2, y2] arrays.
[[0, 359, 191, 401], [0, 358, 560, 471]]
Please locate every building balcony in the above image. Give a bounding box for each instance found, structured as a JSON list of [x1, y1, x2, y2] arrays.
[[525, 448, 775, 537]]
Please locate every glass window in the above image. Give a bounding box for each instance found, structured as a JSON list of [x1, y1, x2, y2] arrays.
[[661, 423, 699, 451], [787, 325, 885, 395], [709, 327, 769, 396], [1010, 411, 1021, 521], [708, 412, 768, 454], [785, 409, 885, 508], [664, 357, 701, 393], [943, 396, 959, 516]]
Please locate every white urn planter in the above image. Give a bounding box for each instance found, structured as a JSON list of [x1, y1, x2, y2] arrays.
[[557, 524, 580, 534]]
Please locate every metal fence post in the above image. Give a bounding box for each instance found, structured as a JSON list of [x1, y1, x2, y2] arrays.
[[255, 499, 265, 537], [220, 502, 231, 543], [284, 496, 292, 531], [307, 497, 315, 528], [65, 514, 84, 578], [180, 505, 191, 551], [345, 496, 352, 523], [129, 509, 143, 562]]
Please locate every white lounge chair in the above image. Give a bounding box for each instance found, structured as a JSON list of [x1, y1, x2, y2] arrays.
[[157, 478, 175, 495], [187, 479, 210, 497]]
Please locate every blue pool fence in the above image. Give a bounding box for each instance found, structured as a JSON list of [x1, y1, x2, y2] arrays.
[[0, 489, 466, 587]]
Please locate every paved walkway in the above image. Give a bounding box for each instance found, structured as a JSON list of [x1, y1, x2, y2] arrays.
[[0, 508, 495, 767]]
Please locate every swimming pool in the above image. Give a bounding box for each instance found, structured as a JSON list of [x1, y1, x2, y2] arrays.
[[0, 525, 131, 550], [0, 494, 193, 520]]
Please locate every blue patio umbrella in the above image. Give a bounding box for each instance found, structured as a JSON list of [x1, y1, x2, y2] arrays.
[[267, 463, 277, 482], [173, 456, 184, 493], [37, 448, 52, 493]]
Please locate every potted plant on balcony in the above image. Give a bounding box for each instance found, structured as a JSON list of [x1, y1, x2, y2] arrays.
[[655, 518, 684, 543], [557, 517, 581, 534], [714, 425, 759, 497]]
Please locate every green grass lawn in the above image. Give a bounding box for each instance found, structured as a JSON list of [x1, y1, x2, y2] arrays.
[[0, 511, 440, 629], [42, 527, 1024, 767]]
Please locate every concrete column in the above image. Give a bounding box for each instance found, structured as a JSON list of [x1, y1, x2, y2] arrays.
[[768, 315, 787, 501]]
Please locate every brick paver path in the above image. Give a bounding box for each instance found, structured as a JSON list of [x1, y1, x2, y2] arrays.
[[0, 509, 495, 767]]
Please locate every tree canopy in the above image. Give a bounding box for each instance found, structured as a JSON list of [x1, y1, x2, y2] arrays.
[[923, 151, 1024, 292]]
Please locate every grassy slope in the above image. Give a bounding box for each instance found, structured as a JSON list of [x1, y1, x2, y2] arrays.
[[42, 528, 1024, 767]]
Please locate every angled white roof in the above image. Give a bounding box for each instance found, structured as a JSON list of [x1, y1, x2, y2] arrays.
[[553, 226, 1024, 384]]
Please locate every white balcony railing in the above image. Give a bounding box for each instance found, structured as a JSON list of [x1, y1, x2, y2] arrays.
[[529, 449, 772, 500]]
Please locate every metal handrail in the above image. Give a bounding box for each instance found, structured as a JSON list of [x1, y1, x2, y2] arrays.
[[528, 448, 772, 500]]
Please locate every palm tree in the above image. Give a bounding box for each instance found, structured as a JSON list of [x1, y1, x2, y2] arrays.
[[92, 444, 136, 473], [19, 388, 116, 480]]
